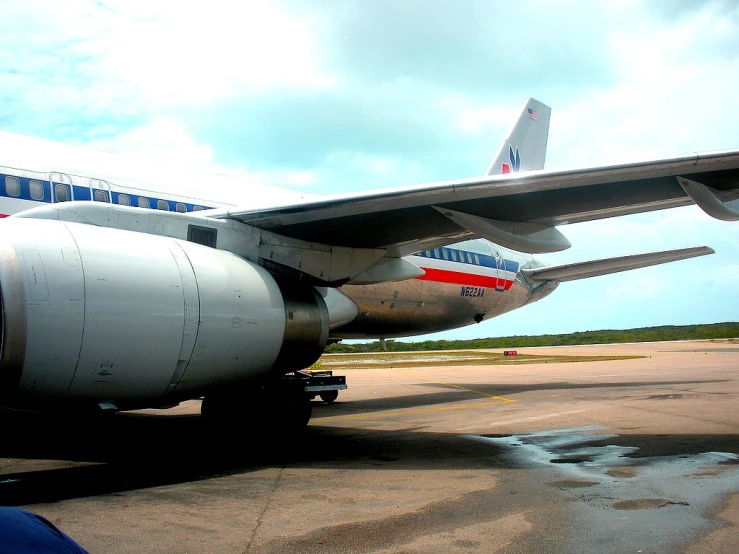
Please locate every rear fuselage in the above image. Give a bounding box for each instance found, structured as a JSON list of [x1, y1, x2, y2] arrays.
[[336, 242, 555, 338]]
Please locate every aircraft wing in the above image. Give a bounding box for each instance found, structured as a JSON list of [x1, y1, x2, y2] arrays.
[[204, 149, 739, 254], [521, 246, 714, 283]]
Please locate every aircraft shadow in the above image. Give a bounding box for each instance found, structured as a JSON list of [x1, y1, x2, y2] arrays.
[[311, 379, 727, 417], [0, 374, 734, 507], [1, 411, 737, 507], [0, 411, 509, 506]]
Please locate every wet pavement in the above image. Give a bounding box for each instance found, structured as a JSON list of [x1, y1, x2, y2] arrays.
[[0, 340, 737, 553]]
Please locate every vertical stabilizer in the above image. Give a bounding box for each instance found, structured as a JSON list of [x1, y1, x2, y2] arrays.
[[486, 98, 551, 175]]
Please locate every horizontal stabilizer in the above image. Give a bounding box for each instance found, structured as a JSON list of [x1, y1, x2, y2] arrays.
[[521, 246, 714, 283]]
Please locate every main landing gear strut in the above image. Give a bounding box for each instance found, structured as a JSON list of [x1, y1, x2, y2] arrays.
[[201, 373, 312, 432]]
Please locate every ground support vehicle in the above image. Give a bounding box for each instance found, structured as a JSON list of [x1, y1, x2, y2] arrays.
[[299, 370, 347, 403]]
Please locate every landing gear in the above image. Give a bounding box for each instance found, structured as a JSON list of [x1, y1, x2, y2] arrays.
[[201, 374, 312, 433]]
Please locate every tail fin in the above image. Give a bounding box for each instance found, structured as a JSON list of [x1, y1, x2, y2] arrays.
[[487, 97, 551, 175]]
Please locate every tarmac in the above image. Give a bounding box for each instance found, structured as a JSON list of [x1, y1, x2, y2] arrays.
[[0, 340, 737, 553]]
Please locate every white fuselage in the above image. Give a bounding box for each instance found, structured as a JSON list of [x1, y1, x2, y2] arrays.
[[0, 134, 555, 341]]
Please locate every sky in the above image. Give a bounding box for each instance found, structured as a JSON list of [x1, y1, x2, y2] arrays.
[[1, 0, 737, 340]]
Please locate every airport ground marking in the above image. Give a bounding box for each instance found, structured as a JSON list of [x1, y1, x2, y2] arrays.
[[313, 369, 516, 422], [394, 368, 516, 403], [313, 399, 505, 422]]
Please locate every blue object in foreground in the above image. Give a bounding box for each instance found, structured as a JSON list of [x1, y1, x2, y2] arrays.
[[0, 507, 88, 553]]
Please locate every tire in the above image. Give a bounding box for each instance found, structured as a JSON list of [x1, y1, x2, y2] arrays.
[[319, 390, 339, 404]]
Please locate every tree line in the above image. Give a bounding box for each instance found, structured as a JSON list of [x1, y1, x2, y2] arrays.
[[325, 322, 739, 353]]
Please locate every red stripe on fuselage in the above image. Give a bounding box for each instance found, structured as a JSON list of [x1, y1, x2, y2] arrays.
[[0, 214, 8, 218], [416, 267, 512, 290]]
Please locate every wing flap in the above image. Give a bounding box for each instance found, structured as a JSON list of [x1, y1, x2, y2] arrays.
[[521, 246, 714, 283], [433, 206, 571, 253], [677, 176, 739, 221]]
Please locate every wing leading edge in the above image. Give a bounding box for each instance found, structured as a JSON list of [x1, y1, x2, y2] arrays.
[[205, 149, 739, 254]]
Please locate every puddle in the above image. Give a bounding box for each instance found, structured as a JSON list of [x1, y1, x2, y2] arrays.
[[468, 427, 739, 552]]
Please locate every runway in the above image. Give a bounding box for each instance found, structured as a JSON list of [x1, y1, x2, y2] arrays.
[[1, 340, 737, 553]]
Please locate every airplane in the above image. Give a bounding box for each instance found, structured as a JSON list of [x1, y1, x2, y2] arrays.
[[0, 98, 737, 429]]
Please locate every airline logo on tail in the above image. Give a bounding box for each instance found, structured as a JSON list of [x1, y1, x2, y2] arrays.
[[501, 145, 521, 174]]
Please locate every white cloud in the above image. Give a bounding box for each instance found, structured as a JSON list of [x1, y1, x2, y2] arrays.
[[92, 1, 333, 106], [1, 0, 334, 123], [1, 0, 737, 339], [604, 272, 676, 302], [709, 264, 739, 288], [546, 4, 739, 171], [87, 119, 215, 167]]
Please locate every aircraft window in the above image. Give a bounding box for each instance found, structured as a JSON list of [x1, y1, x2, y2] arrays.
[[54, 183, 70, 202], [460, 251, 467, 263], [137, 197, 150, 209], [442, 249, 449, 260], [193, 205, 204, 211], [94, 189, 109, 203], [29, 180, 44, 200], [474, 253, 480, 265], [117, 194, 131, 206], [157, 199, 169, 211], [5, 176, 21, 197], [175, 203, 187, 213], [450, 250, 457, 262]]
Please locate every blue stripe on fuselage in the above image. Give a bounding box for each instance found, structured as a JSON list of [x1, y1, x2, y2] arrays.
[[411, 248, 519, 273], [0, 171, 213, 213]]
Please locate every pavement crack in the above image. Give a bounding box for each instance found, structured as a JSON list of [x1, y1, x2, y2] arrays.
[[243, 466, 285, 553]]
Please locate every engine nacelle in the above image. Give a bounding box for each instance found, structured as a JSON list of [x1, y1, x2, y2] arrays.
[[0, 219, 330, 410]]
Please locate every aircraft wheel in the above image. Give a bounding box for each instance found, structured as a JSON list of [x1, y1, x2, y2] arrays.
[[275, 392, 312, 430]]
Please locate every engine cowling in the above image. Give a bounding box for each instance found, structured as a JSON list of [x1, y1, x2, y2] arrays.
[[0, 219, 330, 410]]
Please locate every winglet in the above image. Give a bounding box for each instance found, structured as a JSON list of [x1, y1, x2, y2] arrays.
[[486, 97, 551, 175]]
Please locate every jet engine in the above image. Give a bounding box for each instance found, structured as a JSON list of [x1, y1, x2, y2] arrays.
[[0, 218, 336, 411]]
